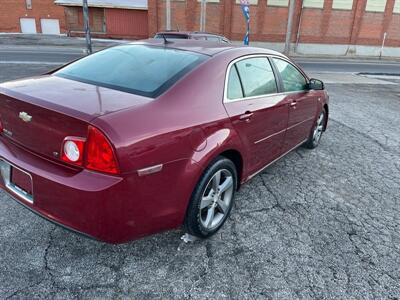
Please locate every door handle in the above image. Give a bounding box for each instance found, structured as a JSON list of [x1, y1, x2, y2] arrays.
[[290, 100, 297, 107], [239, 111, 254, 121]]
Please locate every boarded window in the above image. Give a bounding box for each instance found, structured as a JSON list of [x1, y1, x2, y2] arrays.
[[332, 0, 353, 10], [65, 7, 105, 32], [366, 0, 387, 12], [303, 0, 324, 8], [267, 0, 288, 6]]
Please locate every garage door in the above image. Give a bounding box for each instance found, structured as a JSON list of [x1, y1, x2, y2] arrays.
[[20, 18, 37, 34], [106, 9, 148, 39], [40, 19, 61, 35]]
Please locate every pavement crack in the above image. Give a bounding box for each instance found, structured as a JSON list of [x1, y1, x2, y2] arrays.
[[44, 226, 57, 293], [259, 175, 286, 211], [5, 278, 46, 299], [5, 226, 56, 299], [330, 119, 395, 153]]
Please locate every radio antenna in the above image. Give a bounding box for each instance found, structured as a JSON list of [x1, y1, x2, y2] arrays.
[[162, 34, 173, 45]]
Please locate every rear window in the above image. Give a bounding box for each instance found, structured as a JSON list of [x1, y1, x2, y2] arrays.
[[55, 45, 207, 98]]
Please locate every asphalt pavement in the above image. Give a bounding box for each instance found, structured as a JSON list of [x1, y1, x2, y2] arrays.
[[0, 47, 83, 64], [295, 58, 400, 74], [1, 47, 400, 299]]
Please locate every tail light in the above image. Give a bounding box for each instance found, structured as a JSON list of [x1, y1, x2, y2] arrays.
[[85, 126, 119, 174], [61, 126, 119, 174], [0, 119, 3, 133]]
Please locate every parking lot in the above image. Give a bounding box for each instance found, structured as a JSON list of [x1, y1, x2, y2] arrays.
[[1, 62, 400, 299]]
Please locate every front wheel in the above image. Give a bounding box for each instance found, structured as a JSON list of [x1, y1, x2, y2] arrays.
[[184, 157, 237, 238], [304, 109, 326, 149]]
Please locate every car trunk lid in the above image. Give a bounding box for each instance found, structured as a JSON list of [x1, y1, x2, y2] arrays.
[[0, 75, 151, 162]]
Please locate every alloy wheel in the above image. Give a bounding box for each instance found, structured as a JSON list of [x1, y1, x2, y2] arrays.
[[313, 112, 325, 144], [199, 169, 234, 230]]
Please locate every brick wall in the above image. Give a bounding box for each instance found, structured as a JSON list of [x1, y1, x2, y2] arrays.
[[1, 0, 398, 48], [148, 0, 400, 47], [0, 0, 66, 33]]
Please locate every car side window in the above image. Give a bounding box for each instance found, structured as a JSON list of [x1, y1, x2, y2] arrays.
[[272, 58, 307, 92], [206, 36, 220, 41], [235, 57, 277, 98], [227, 65, 244, 100]]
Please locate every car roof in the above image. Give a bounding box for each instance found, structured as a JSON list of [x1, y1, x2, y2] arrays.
[[131, 39, 286, 58]]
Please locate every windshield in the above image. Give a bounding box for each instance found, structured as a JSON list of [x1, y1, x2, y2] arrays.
[[55, 45, 207, 98]]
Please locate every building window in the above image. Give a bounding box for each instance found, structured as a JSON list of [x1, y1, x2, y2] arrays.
[[267, 0, 288, 6], [236, 0, 258, 4], [303, 0, 324, 8], [394, 0, 400, 13], [26, 0, 32, 9], [332, 0, 353, 10], [366, 0, 387, 12], [196, 0, 220, 2]]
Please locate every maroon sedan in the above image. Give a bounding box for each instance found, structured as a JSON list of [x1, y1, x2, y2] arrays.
[[0, 40, 328, 243]]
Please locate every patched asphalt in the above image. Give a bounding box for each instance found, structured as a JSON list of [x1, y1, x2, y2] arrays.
[[1, 64, 400, 299]]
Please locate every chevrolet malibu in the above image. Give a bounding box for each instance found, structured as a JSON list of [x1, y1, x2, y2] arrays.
[[0, 40, 328, 243]]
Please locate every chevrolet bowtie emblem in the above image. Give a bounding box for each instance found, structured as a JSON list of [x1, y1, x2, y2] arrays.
[[19, 112, 32, 123]]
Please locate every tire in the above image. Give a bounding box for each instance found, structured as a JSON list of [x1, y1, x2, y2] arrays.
[[184, 156, 238, 238], [304, 108, 326, 149]]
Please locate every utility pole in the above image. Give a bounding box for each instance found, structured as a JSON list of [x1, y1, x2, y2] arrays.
[[284, 0, 295, 55], [82, 0, 92, 55], [200, 0, 206, 31], [166, 0, 171, 30]]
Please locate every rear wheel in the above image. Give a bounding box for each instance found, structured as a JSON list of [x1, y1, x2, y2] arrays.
[[304, 109, 326, 149], [184, 157, 237, 238]]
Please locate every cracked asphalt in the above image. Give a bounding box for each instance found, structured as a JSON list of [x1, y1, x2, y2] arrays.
[[1, 64, 400, 299]]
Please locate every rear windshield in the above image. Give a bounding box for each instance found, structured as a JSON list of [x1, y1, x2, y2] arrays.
[[55, 45, 207, 98]]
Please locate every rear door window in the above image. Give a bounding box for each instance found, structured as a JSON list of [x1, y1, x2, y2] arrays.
[[192, 36, 207, 40], [206, 36, 221, 41], [235, 57, 277, 98], [272, 58, 307, 92], [55, 45, 207, 98], [227, 66, 244, 100]]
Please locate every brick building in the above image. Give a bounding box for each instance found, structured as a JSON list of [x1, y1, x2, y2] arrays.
[[0, 0, 66, 34], [148, 0, 400, 56], [0, 0, 399, 56]]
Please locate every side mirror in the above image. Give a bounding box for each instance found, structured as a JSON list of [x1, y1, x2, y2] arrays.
[[308, 78, 324, 90]]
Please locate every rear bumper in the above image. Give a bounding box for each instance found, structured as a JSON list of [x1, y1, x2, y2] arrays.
[[0, 136, 197, 243]]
